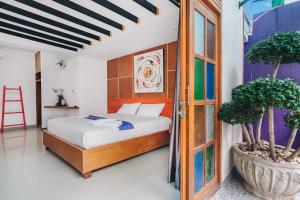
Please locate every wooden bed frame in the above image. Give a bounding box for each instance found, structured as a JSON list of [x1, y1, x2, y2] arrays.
[[43, 129, 170, 178]]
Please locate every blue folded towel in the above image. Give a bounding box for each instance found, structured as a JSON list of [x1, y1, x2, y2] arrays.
[[86, 115, 106, 120], [86, 115, 134, 130], [119, 121, 134, 131]]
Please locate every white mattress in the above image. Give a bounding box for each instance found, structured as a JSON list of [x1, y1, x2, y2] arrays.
[[47, 113, 172, 149]]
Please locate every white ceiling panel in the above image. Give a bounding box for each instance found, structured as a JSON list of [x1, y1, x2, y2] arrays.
[[0, 0, 179, 59]]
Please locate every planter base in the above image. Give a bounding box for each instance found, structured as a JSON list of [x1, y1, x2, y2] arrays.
[[233, 144, 300, 200], [243, 181, 295, 200]]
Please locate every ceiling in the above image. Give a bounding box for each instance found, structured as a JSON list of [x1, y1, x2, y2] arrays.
[[0, 0, 179, 60]]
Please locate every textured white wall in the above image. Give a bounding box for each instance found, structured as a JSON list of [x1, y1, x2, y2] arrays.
[[221, 0, 244, 181], [41, 52, 107, 128], [41, 51, 77, 128], [0, 48, 36, 127], [77, 56, 107, 115]]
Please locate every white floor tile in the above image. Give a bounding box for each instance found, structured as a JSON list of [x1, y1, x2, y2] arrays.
[[0, 128, 179, 200]]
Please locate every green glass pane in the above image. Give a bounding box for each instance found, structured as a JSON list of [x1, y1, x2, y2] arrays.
[[194, 59, 204, 100], [194, 12, 205, 55], [194, 106, 205, 147], [205, 145, 215, 183], [206, 106, 214, 142]]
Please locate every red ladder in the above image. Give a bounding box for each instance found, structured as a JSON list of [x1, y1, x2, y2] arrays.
[[1, 86, 27, 133]]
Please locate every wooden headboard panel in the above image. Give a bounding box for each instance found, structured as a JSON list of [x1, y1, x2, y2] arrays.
[[107, 41, 177, 120], [108, 98, 174, 119]]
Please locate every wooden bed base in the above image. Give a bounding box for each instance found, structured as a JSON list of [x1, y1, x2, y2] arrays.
[[43, 130, 170, 178]]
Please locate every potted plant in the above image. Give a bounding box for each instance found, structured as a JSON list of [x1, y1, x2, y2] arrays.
[[218, 32, 300, 200]]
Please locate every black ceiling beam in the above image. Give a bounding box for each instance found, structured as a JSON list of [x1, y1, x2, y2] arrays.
[[0, 12, 91, 45], [91, 0, 140, 24], [15, 0, 111, 37], [169, 0, 180, 8], [0, 27, 77, 51], [53, 0, 124, 31], [132, 0, 159, 15], [0, 21, 83, 49], [0, 2, 100, 40]]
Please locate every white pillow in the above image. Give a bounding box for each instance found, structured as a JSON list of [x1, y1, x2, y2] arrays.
[[136, 103, 165, 117], [117, 103, 141, 115]]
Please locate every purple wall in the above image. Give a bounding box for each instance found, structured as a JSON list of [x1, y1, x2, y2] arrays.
[[244, 1, 300, 148]]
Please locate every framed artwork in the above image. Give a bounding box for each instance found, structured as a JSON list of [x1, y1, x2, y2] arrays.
[[134, 49, 164, 93]]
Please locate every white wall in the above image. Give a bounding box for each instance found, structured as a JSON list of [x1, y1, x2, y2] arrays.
[[41, 52, 107, 128], [41, 51, 79, 128], [0, 48, 36, 127], [221, 0, 244, 181], [77, 56, 107, 115]]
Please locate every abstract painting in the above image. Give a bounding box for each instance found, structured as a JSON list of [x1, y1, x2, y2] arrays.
[[134, 49, 164, 93]]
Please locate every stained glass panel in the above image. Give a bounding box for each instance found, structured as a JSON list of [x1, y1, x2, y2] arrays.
[[194, 151, 204, 193], [205, 145, 215, 183], [206, 106, 214, 142], [206, 63, 215, 100], [194, 12, 205, 55], [207, 20, 215, 59], [194, 106, 205, 147], [195, 59, 204, 100]]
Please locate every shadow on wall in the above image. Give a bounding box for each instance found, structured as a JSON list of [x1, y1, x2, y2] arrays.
[[244, 1, 300, 148]]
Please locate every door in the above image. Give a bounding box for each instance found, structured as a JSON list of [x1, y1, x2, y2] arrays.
[[180, 1, 222, 199], [35, 51, 42, 128]]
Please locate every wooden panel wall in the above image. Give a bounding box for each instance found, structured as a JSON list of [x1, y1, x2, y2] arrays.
[[107, 41, 177, 118]]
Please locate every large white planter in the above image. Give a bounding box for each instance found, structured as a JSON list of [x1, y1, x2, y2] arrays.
[[233, 144, 300, 200]]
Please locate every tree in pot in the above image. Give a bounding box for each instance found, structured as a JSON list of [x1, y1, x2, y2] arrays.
[[230, 78, 300, 160], [218, 32, 300, 200], [247, 32, 300, 149], [247, 32, 300, 79], [218, 101, 263, 150]]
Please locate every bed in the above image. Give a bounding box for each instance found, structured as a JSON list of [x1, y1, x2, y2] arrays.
[[43, 113, 172, 178]]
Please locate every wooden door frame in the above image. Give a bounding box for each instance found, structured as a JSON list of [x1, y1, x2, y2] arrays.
[[35, 51, 42, 128], [180, 1, 222, 200]]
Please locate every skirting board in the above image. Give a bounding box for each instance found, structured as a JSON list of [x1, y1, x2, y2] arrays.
[[2, 125, 36, 131]]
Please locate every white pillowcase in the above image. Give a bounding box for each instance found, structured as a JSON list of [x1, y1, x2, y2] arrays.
[[136, 103, 165, 117], [117, 103, 141, 115]]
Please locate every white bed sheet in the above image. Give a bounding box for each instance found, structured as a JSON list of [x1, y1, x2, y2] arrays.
[[47, 113, 172, 149]]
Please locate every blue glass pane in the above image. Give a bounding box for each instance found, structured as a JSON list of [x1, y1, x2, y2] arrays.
[[194, 151, 204, 193], [194, 12, 205, 55], [206, 63, 215, 100]]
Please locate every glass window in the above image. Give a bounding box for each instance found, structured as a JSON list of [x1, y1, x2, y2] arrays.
[[206, 106, 214, 142], [205, 145, 215, 183], [194, 106, 205, 147], [195, 59, 204, 100], [206, 63, 215, 100], [194, 12, 205, 55], [194, 151, 204, 193], [207, 20, 215, 59]]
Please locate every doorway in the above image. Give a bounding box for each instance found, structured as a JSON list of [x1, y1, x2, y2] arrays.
[[180, 1, 222, 199], [35, 51, 42, 128]]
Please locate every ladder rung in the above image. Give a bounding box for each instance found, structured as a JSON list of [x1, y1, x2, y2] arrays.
[[5, 100, 21, 102], [4, 123, 24, 127], [4, 112, 23, 114], [5, 88, 20, 91]]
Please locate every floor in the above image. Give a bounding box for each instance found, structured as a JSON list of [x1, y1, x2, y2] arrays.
[[0, 128, 179, 200], [212, 167, 300, 200], [2, 128, 299, 200], [212, 169, 260, 200]]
